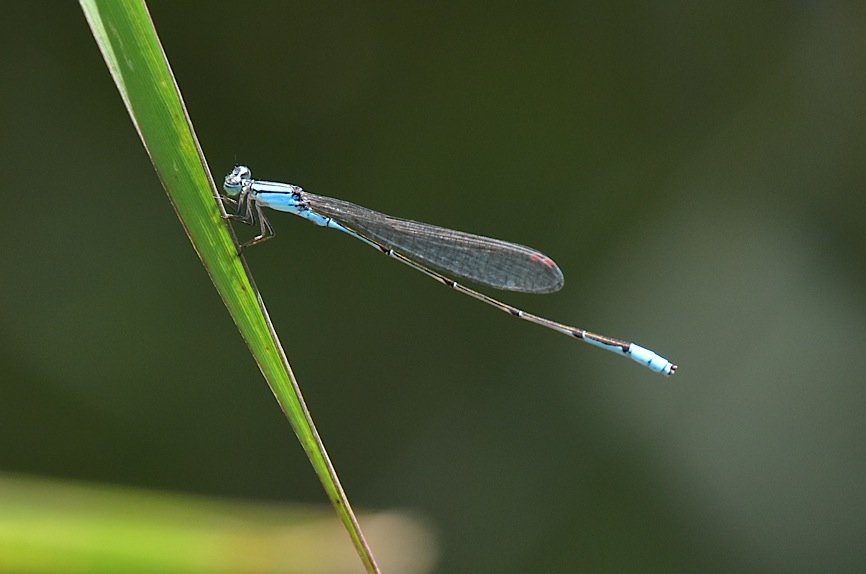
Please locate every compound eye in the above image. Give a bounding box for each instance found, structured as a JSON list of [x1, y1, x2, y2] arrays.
[[233, 165, 251, 180], [223, 165, 252, 196]]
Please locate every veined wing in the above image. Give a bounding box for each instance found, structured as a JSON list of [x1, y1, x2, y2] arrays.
[[304, 193, 564, 294]]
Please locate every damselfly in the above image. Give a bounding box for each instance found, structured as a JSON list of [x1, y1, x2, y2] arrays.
[[222, 165, 676, 376]]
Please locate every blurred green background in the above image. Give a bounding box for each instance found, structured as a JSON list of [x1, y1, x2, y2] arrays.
[[3, 1, 866, 572]]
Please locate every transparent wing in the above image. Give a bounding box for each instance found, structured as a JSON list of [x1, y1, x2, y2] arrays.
[[304, 193, 564, 294]]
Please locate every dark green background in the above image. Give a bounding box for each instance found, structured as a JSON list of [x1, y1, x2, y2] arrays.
[[3, 1, 865, 572]]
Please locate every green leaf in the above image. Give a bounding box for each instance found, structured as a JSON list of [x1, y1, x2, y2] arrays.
[[78, 1, 380, 571]]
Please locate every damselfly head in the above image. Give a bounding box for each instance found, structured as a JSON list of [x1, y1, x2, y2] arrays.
[[223, 165, 252, 197]]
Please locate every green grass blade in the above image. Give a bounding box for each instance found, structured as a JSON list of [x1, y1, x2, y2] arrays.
[[78, 1, 379, 571]]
